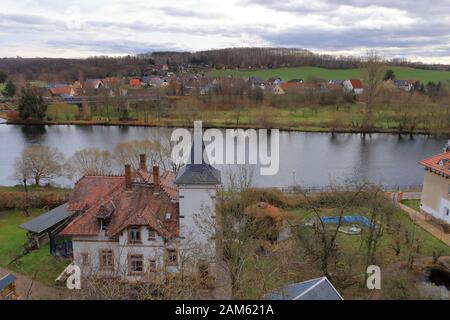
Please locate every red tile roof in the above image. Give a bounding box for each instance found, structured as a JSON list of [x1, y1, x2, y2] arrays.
[[61, 168, 179, 239], [419, 151, 450, 177], [349, 79, 363, 89], [130, 78, 141, 87], [48, 86, 73, 96]]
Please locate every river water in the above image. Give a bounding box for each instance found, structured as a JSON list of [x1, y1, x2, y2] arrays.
[[0, 123, 448, 188]]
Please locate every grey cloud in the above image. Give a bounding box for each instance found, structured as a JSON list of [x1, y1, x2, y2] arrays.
[[157, 6, 222, 19], [46, 39, 181, 54]]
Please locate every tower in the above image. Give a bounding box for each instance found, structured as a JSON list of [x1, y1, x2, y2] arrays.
[[174, 128, 221, 250]]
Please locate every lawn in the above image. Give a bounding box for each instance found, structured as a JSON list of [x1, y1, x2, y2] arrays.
[[209, 66, 450, 83], [0, 209, 68, 286], [287, 205, 450, 259], [401, 199, 421, 212]]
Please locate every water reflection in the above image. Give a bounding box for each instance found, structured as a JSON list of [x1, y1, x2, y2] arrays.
[[0, 124, 448, 188], [20, 125, 47, 143]]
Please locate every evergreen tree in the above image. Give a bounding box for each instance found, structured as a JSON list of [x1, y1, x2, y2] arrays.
[[383, 69, 395, 81], [2, 80, 16, 97], [18, 85, 47, 120]]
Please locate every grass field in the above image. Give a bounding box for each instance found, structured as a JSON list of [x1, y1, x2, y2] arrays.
[[0, 209, 68, 285], [209, 66, 450, 83], [401, 199, 421, 212]]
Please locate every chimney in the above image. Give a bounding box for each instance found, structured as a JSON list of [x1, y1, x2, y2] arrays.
[[153, 165, 160, 190], [125, 164, 132, 190], [139, 154, 146, 171]]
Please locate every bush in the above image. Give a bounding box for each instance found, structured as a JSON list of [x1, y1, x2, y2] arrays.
[[241, 188, 289, 208], [0, 191, 68, 210]]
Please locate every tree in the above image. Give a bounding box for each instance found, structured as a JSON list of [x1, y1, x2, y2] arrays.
[[114, 139, 161, 170], [384, 69, 395, 81], [14, 146, 64, 186], [2, 80, 16, 97], [18, 85, 47, 120], [296, 182, 368, 283], [0, 70, 7, 83], [362, 51, 386, 131], [66, 148, 113, 180]]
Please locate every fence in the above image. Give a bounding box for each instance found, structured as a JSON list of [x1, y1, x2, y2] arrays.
[[280, 184, 423, 194]]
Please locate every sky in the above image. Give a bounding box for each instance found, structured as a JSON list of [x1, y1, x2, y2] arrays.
[[1, 0, 450, 63]]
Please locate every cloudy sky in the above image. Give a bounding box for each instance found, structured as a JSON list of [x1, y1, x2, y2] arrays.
[[1, 0, 450, 63]]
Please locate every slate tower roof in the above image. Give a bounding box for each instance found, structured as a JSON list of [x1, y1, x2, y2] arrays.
[[174, 136, 221, 185]]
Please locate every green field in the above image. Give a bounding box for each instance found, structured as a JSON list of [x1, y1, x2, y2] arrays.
[[209, 66, 450, 83]]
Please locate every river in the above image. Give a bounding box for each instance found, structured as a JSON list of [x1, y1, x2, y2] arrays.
[[0, 123, 448, 188]]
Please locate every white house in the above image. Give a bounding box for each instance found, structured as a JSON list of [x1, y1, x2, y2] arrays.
[[343, 79, 364, 95], [419, 146, 450, 231], [61, 146, 221, 282]]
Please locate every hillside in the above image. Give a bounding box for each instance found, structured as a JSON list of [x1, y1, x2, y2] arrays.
[[209, 66, 450, 83]]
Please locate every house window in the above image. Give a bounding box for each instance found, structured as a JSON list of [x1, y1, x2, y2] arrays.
[[80, 253, 89, 266], [99, 250, 114, 270], [129, 254, 144, 274], [445, 207, 450, 216], [167, 249, 178, 266], [129, 227, 142, 244], [99, 219, 108, 231], [148, 229, 156, 241], [148, 259, 157, 272]]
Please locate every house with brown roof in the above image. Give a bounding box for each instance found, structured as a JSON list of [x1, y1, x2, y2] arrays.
[[419, 145, 450, 231], [48, 85, 75, 97], [343, 79, 364, 95], [60, 147, 221, 281]]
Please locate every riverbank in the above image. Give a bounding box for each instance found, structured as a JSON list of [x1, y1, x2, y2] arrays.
[[4, 118, 450, 136], [3, 101, 450, 135]]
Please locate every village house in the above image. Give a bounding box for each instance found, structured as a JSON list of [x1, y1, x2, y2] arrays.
[[60, 147, 221, 282], [394, 80, 417, 92], [84, 79, 104, 90], [129, 78, 141, 87], [47, 84, 75, 97], [419, 144, 450, 232], [343, 79, 364, 95], [273, 82, 319, 95]]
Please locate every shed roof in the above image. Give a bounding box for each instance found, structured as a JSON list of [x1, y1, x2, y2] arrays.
[[20, 203, 72, 234], [264, 277, 343, 300], [0, 274, 16, 290]]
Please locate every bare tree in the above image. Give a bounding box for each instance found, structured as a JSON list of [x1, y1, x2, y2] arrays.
[[114, 139, 161, 170], [362, 51, 386, 131], [14, 146, 64, 186], [296, 182, 368, 283], [66, 148, 113, 180]]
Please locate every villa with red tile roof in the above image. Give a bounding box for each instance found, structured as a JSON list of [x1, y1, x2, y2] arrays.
[[343, 79, 364, 95], [419, 145, 450, 231], [60, 146, 221, 281]]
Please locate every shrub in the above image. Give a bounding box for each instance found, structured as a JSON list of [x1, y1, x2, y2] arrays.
[[0, 191, 68, 210]]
